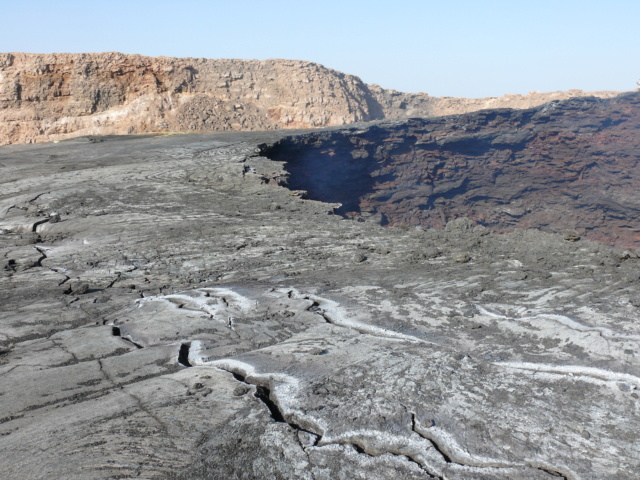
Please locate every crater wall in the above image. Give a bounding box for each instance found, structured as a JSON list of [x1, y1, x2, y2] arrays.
[[267, 92, 640, 248]]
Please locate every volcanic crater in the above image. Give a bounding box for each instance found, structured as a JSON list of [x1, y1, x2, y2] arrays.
[[269, 92, 640, 248]]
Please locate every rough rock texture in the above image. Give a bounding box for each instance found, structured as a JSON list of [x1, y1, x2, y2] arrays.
[[367, 83, 621, 119], [0, 52, 620, 145], [1, 126, 640, 479], [269, 92, 640, 249]]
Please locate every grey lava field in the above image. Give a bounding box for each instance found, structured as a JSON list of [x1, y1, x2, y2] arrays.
[[2, 95, 640, 479]]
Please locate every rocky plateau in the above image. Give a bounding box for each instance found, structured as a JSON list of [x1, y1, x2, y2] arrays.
[[1, 88, 640, 480]]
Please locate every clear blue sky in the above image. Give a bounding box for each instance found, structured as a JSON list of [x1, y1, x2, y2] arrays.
[[3, 0, 638, 97]]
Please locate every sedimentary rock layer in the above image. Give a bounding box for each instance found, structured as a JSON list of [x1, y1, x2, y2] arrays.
[[0, 52, 620, 145], [269, 92, 640, 248]]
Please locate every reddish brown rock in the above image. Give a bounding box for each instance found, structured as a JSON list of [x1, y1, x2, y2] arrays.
[[267, 92, 640, 249]]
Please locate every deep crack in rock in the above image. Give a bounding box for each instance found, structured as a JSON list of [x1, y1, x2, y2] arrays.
[[216, 363, 447, 478], [223, 368, 321, 447], [411, 413, 452, 464], [177, 343, 192, 367], [111, 326, 143, 349], [31, 218, 50, 233], [33, 246, 47, 267]]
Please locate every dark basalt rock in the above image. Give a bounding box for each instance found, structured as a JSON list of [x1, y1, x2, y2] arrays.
[[267, 92, 640, 248]]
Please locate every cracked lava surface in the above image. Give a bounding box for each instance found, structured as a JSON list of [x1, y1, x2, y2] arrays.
[[1, 118, 640, 479]]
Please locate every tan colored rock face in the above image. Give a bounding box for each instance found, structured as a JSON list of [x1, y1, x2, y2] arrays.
[[0, 52, 621, 145]]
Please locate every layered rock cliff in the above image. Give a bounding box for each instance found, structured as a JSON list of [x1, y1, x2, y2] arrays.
[[0, 52, 620, 145]]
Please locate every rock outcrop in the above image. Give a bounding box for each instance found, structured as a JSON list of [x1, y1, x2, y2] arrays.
[[268, 92, 640, 248], [0, 52, 620, 145]]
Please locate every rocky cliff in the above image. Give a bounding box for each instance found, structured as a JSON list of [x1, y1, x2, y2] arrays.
[[0, 52, 620, 145]]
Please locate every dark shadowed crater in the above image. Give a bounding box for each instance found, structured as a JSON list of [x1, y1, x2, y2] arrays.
[[266, 92, 640, 248]]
